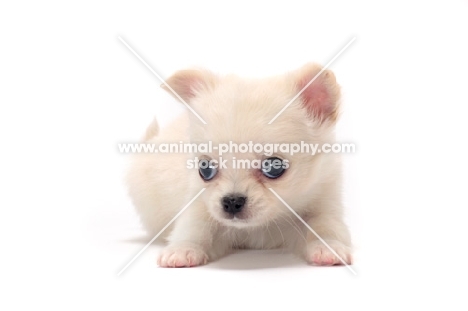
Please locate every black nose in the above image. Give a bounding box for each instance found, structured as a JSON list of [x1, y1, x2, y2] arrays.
[[221, 195, 247, 214]]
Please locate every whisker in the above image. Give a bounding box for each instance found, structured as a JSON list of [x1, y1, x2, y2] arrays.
[[272, 219, 285, 248], [279, 213, 307, 244]]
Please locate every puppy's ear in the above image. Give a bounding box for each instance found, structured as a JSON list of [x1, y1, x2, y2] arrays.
[[296, 63, 341, 123], [161, 69, 217, 103]]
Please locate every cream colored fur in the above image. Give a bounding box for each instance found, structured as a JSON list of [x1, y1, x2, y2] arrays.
[[126, 64, 352, 267]]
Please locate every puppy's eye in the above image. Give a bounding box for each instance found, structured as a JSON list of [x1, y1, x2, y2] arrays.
[[261, 157, 286, 179], [199, 159, 218, 181]]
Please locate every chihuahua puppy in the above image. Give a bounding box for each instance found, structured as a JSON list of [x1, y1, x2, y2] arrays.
[[126, 63, 352, 267]]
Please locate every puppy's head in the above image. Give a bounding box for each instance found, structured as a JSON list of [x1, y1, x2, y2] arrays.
[[162, 64, 341, 228]]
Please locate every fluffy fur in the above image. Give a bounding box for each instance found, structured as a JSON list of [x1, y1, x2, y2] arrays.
[[127, 63, 352, 267]]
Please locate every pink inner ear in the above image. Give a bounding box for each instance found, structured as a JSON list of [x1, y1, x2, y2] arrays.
[[171, 74, 200, 101], [163, 69, 216, 104], [298, 76, 333, 119]]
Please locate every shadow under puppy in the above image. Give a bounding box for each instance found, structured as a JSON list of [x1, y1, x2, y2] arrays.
[[127, 63, 352, 267]]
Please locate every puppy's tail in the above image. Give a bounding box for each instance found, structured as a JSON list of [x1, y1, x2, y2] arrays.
[[143, 117, 159, 141]]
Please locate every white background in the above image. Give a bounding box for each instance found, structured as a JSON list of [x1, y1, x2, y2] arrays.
[[1, 0, 468, 310]]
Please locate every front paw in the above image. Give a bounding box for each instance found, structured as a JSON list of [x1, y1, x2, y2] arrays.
[[157, 244, 208, 268], [306, 240, 352, 266]]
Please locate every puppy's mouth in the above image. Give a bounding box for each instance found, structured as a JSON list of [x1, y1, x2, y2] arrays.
[[213, 207, 264, 228], [217, 214, 255, 228], [224, 212, 249, 222], [213, 194, 269, 228]]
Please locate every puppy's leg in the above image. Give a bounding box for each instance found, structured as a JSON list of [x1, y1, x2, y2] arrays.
[[298, 204, 352, 266], [157, 202, 230, 267]]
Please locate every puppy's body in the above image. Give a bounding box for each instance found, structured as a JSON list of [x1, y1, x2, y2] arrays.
[[127, 64, 352, 267]]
